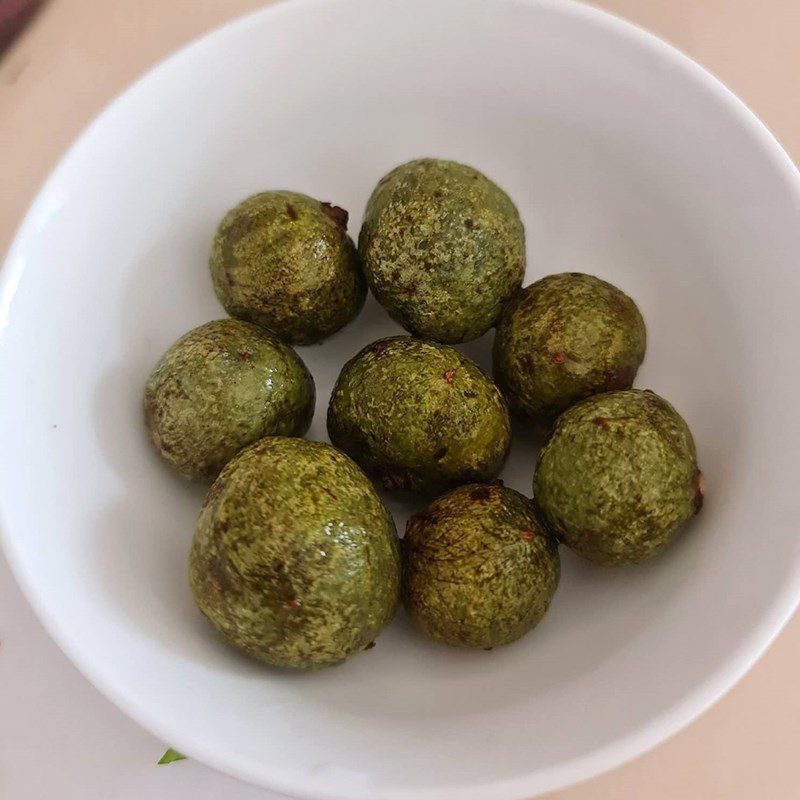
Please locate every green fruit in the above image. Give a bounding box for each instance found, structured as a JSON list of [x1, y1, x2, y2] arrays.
[[327, 336, 511, 494], [359, 159, 525, 343], [190, 437, 401, 669], [533, 390, 703, 565], [210, 191, 366, 344], [494, 273, 646, 425], [403, 483, 560, 649], [144, 319, 314, 482]]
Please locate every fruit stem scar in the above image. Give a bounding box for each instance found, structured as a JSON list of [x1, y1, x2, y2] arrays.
[[320, 202, 349, 230], [694, 469, 705, 514], [381, 471, 408, 490]]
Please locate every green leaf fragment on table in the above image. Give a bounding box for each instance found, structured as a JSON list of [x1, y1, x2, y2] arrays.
[[157, 748, 186, 765]]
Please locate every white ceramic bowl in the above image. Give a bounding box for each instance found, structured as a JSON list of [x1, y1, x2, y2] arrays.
[[2, 0, 800, 798]]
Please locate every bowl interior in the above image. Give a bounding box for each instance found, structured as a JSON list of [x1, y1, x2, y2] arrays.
[[2, 1, 800, 799]]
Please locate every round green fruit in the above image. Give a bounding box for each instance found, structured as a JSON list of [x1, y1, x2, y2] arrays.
[[402, 483, 560, 649], [210, 191, 366, 344], [359, 159, 525, 343], [493, 273, 646, 425], [533, 390, 703, 565], [327, 336, 511, 494], [190, 437, 401, 669], [144, 319, 314, 482]]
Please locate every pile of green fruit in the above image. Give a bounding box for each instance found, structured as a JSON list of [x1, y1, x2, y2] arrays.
[[145, 158, 704, 668]]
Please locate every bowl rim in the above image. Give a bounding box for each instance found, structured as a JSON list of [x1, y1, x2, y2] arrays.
[[2, 0, 800, 798]]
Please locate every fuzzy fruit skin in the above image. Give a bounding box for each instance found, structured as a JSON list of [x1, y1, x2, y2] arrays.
[[533, 390, 703, 566], [327, 336, 511, 495], [359, 159, 525, 343], [144, 319, 314, 482], [210, 191, 366, 344], [493, 273, 646, 425], [402, 483, 560, 648], [190, 437, 401, 669]]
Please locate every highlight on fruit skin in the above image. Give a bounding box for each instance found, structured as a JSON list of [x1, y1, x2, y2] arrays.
[[533, 389, 703, 566], [402, 482, 560, 649]]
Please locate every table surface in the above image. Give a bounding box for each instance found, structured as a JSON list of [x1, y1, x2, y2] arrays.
[[1, 1, 799, 798]]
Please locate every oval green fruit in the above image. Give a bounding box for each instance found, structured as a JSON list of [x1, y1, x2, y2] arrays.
[[210, 191, 366, 344], [533, 390, 704, 565], [403, 483, 560, 649], [327, 336, 511, 494], [190, 437, 401, 668], [359, 159, 525, 343], [494, 273, 646, 425], [144, 319, 315, 482]]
